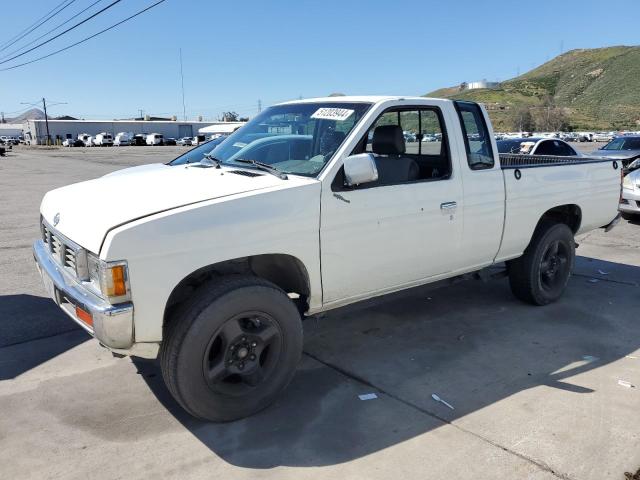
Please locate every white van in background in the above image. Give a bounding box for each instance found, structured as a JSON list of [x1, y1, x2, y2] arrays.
[[78, 133, 93, 146], [146, 133, 164, 145], [94, 132, 113, 146], [114, 132, 131, 146]]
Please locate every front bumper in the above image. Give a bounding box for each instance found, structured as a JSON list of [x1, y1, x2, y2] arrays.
[[33, 239, 134, 350], [620, 188, 640, 214]]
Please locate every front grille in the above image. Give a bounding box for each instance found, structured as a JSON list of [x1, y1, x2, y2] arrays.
[[41, 219, 89, 280]]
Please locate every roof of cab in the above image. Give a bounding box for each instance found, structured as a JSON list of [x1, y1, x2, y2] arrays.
[[276, 95, 452, 105]]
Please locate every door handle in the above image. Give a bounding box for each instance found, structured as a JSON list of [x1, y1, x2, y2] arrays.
[[440, 201, 457, 210]]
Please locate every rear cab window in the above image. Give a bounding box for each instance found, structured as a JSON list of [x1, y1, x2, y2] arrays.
[[454, 101, 495, 170]]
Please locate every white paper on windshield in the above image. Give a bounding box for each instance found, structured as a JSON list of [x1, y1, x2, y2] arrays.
[[311, 107, 354, 121]]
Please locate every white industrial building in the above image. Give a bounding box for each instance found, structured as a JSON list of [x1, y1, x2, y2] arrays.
[[22, 119, 233, 145], [0, 123, 23, 137], [463, 80, 499, 90]]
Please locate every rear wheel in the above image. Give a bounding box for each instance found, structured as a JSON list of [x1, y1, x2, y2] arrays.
[[160, 275, 302, 422], [507, 223, 575, 305]]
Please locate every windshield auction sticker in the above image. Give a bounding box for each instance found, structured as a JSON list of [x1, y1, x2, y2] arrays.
[[311, 108, 355, 121]]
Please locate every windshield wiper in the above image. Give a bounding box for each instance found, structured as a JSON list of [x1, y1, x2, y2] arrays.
[[201, 153, 222, 168], [234, 158, 288, 180]]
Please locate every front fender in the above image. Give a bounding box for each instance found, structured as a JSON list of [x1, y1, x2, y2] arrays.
[[102, 181, 321, 342]]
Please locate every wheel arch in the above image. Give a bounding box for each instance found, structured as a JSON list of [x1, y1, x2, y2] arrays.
[[163, 253, 312, 327], [534, 204, 582, 235]]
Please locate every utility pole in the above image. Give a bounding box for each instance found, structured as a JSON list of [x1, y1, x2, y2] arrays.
[[138, 109, 144, 119], [1, 112, 4, 124], [258, 99, 261, 113], [42, 97, 50, 145], [21, 98, 65, 145]]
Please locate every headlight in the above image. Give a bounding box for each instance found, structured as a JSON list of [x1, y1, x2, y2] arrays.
[[623, 175, 634, 190], [87, 253, 131, 303]]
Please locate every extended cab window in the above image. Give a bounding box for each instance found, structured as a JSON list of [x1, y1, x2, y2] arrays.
[[455, 101, 495, 170], [347, 107, 451, 187]]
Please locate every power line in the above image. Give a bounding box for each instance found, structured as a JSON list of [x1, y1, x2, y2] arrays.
[[0, 0, 123, 66], [0, 0, 70, 50], [0, 0, 105, 61], [0, 0, 166, 72], [0, 0, 78, 54]]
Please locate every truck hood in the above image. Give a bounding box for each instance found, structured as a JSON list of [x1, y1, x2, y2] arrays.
[[40, 163, 291, 254]]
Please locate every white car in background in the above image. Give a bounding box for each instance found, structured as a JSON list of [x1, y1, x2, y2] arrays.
[[177, 137, 193, 146], [114, 132, 131, 146], [78, 133, 93, 147], [593, 132, 614, 143], [146, 133, 164, 145], [620, 159, 640, 219], [94, 132, 113, 146], [496, 137, 580, 156]]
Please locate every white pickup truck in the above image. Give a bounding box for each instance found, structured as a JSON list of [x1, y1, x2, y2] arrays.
[[33, 96, 621, 421]]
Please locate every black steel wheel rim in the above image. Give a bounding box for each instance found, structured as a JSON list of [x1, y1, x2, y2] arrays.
[[539, 240, 569, 291], [202, 311, 283, 396]]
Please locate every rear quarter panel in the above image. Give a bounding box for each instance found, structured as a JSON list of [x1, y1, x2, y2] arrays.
[[497, 161, 620, 261]]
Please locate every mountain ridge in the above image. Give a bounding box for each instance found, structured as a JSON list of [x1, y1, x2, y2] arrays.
[[426, 45, 640, 130]]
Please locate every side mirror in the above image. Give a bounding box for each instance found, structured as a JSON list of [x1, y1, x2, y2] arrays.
[[343, 153, 378, 186]]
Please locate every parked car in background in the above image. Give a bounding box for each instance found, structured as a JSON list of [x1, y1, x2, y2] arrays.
[[63, 138, 84, 147], [577, 132, 594, 142], [78, 133, 93, 147], [164, 137, 177, 146], [146, 133, 164, 145], [620, 160, 640, 219], [177, 137, 193, 146], [496, 137, 579, 156], [114, 132, 131, 146], [192, 134, 206, 146], [1, 135, 20, 145], [94, 132, 114, 147], [593, 132, 614, 143], [130, 134, 147, 146], [591, 135, 640, 168]]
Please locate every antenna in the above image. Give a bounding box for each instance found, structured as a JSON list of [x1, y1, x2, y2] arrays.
[[179, 48, 186, 121]]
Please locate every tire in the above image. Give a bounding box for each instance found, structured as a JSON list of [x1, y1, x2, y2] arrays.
[[507, 222, 575, 305], [160, 275, 303, 422], [621, 212, 636, 221]]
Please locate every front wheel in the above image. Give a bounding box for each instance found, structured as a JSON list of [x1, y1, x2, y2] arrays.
[[507, 223, 575, 305], [160, 275, 303, 422]]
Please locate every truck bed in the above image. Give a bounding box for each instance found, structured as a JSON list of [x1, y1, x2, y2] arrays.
[[496, 153, 621, 262]]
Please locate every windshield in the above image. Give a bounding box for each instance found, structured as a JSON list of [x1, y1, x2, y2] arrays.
[[169, 102, 372, 176], [602, 137, 640, 151]]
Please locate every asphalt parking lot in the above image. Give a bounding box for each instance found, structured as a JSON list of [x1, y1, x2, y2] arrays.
[[1, 144, 639, 480]]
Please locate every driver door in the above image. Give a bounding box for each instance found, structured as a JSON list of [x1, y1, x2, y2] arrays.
[[319, 106, 464, 305]]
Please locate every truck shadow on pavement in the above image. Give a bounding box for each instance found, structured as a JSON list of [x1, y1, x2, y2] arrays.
[[133, 256, 640, 469], [0, 294, 85, 380]]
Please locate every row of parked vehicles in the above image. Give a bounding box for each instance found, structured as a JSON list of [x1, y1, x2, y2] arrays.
[[62, 133, 212, 148]]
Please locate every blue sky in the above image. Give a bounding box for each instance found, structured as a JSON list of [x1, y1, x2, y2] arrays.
[[1, 0, 639, 120]]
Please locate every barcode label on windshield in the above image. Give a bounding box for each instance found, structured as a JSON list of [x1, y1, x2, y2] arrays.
[[311, 108, 354, 121]]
